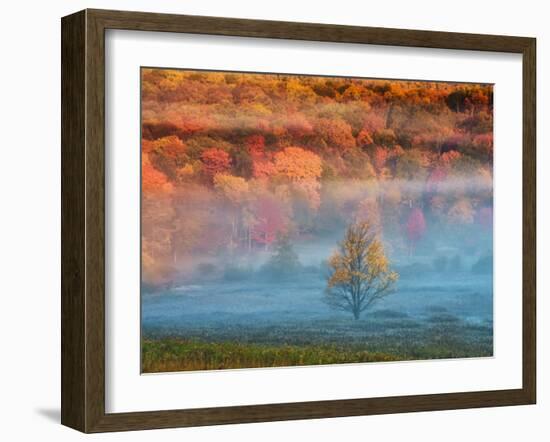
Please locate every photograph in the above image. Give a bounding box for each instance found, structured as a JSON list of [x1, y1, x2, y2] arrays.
[[140, 68, 494, 373]]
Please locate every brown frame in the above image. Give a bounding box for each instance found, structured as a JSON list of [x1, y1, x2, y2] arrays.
[[61, 8, 536, 433]]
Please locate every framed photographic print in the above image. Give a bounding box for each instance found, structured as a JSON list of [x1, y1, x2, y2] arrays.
[[61, 9, 536, 433]]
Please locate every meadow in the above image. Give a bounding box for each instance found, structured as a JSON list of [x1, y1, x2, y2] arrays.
[[142, 266, 493, 372]]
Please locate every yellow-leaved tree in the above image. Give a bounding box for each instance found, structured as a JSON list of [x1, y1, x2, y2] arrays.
[[325, 222, 398, 320]]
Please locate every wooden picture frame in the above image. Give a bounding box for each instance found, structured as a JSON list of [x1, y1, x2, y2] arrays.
[[61, 8, 536, 433]]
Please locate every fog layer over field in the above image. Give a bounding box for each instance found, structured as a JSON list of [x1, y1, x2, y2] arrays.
[[142, 179, 493, 358]]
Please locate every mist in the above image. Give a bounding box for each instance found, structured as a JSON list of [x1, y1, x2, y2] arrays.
[[142, 177, 493, 358]]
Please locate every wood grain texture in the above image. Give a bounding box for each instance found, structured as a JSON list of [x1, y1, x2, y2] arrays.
[[522, 38, 536, 403], [61, 10, 86, 432], [89, 8, 532, 53], [61, 8, 537, 433]]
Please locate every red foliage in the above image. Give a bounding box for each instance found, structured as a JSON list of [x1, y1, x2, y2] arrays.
[[245, 134, 265, 157], [372, 146, 389, 171], [176, 116, 211, 136], [406, 208, 427, 244], [250, 196, 286, 248], [142, 154, 173, 194], [252, 159, 277, 179], [200, 148, 231, 179]]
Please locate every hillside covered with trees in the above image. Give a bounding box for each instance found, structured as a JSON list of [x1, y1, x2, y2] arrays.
[[141, 68, 493, 288]]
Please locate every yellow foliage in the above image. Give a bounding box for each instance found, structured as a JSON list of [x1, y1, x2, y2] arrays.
[[326, 222, 398, 319], [213, 173, 250, 205], [274, 147, 323, 181]]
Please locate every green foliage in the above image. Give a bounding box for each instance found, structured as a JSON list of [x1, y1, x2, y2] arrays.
[[341, 149, 376, 180], [395, 149, 428, 180], [229, 145, 253, 178], [141, 339, 400, 372], [141, 332, 493, 372], [185, 136, 229, 160], [373, 128, 397, 146], [262, 235, 301, 278]]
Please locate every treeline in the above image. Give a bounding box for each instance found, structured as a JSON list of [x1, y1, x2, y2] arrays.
[[141, 69, 493, 286]]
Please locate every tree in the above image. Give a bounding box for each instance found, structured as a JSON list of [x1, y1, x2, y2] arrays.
[[213, 173, 250, 250], [213, 173, 249, 205], [200, 148, 231, 180], [250, 195, 286, 249], [395, 149, 429, 181], [142, 153, 174, 194], [263, 234, 301, 278], [372, 146, 389, 172], [325, 222, 398, 320], [273, 147, 322, 181], [406, 208, 426, 255], [148, 135, 187, 180], [245, 134, 265, 157], [252, 158, 277, 179], [315, 118, 356, 150], [273, 147, 323, 211]]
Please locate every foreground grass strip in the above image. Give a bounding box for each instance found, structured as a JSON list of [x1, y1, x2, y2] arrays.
[[141, 338, 404, 373]]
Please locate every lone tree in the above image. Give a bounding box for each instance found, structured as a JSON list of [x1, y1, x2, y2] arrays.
[[325, 222, 398, 320]]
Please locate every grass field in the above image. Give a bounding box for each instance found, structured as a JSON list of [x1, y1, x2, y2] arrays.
[[141, 335, 492, 373], [141, 274, 493, 373]]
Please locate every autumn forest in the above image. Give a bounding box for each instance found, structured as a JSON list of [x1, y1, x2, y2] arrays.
[[141, 68, 494, 372]]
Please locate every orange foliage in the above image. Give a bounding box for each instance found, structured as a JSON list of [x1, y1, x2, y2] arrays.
[[142, 153, 173, 194], [357, 129, 374, 147], [316, 118, 356, 150], [273, 147, 322, 181], [200, 148, 231, 179], [140, 68, 494, 286], [440, 150, 462, 166]]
